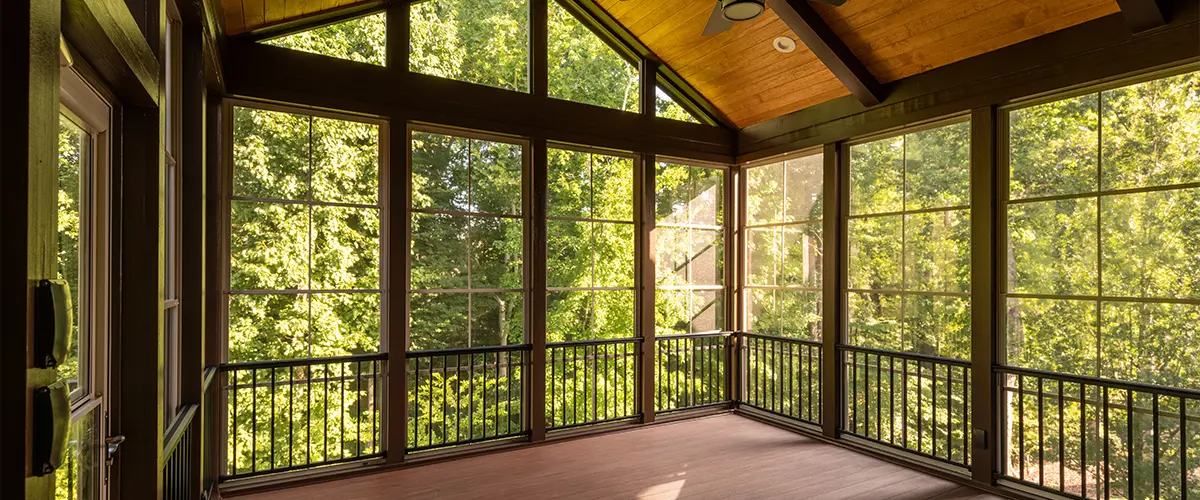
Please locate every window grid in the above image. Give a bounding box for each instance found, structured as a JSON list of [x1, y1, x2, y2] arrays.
[[847, 121, 971, 359], [228, 106, 382, 360], [1002, 84, 1200, 379], [744, 154, 823, 339], [547, 148, 636, 340], [408, 133, 527, 349], [655, 163, 724, 334]]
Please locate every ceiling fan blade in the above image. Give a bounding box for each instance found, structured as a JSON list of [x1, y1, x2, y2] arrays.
[[701, 2, 734, 36], [808, 0, 847, 5]]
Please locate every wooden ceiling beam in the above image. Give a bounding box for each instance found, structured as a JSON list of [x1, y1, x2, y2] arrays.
[[1115, 0, 1166, 33], [766, 0, 884, 107]]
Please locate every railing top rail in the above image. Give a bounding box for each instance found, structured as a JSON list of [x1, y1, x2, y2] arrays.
[[839, 345, 971, 367], [202, 366, 218, 391], [656, 331, 734, 340], [221, 352, 387, 371], [548, 337, 644, 347], [162, 403, 198, 459], [407, 343, 534, 358], [738, 331, 822, 347], [997, 365, 1200, 400]]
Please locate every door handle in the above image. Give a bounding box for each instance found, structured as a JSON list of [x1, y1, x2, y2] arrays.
[[104, 435, 125, 466]]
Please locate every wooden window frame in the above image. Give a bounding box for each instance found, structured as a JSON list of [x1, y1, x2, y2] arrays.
[[222, 99, 389, 362], [405, 124, 533, 350]]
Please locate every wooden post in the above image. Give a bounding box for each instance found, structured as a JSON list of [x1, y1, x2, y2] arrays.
[[179, 13, 207, 496], [529, 138, 549, 441], [1, 0, 60, 496], [385, 121, 409, 463], [821, 142, 844, 439], [203, 93, 224, 490], [724, 166, 738, 405], [385, 0, 408, 72], [970, 106, 999, 485], [529, 0, 548, 98], [638, 153, 657, 423]]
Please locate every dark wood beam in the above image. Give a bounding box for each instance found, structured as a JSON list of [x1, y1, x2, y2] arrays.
[[61, 0, 160, 106], [1116, 0, 1167, 33], [224, 41, 736, 163], [767, 0, 884, 107], [737, 5, 1200, 163]]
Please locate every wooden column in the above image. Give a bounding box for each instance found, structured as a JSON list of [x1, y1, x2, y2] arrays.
[[637, 153, 656, 423], [970, 106, 999, 485], [385, 121, 409, 462], [637, 58, 658, 422], [529, 138, 549, 441], [529, 0, 548, 98], [179, 13, 207, 498], [116, 100, 166, 500], [385, 0, 408, 71], [203, 93, 224, 489], [724, 166, 738, 405], [821, 142, 844, 439], [1, 0, 60, 496]]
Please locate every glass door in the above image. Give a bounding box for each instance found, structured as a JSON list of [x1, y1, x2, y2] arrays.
[[55, 66, 112, 500]]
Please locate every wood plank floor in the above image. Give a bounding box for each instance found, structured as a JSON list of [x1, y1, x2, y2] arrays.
[[233, 414, 1004, 500]]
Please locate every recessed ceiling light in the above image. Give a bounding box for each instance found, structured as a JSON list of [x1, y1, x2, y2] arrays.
[[773, 36, 796, 53]]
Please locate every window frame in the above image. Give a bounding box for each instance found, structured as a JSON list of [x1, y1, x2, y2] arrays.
[[841, 116, 974, 358], [405, 124, 533, 350], [163, 0, 184, 423], [653, 157, 730, 335], [739, 148, 827, 339], [223, 99, 389, 362], [997, 65, 1200, 371], [545, 142, 641, 341]]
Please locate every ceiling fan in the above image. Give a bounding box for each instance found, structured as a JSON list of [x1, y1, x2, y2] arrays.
[[702, 0, 846, 36]]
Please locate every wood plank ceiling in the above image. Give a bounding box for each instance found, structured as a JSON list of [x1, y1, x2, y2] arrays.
[[599, 0, 1121, 126], [223, 0, 364, 35], [221, 0, 1121, 127]]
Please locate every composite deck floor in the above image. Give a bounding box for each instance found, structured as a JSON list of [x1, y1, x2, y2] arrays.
[[235, 414, 1004, 500]]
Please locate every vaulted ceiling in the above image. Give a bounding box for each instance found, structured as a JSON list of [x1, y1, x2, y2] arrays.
[[220, 0, 1123, 127], [600, 0, 1120, 126]]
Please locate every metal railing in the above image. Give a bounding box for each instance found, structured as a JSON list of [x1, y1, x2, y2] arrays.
[[655, 333, 732, 412], [406, 345, 531, 453], [741, 333, 822, 425], [221, 353, 385, 479], [998, 366, 1200, 500], [547, 338, 642, 429], [163, 404, 198, 500], [842, 346, 972, 468], [201, 367, 217, 497]]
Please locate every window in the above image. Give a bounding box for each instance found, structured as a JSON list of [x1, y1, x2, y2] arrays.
[[56, 65, 112, 500], [655, 162, 723, 335], [847, 121, 971, 359], [547, 0, 638, 112], [58, 115, 92, 401], [228, 106, 382, 362], [1005, 70, 1200, 387], [408, 129, 527, 350], [655, 87, 701, 124], [264, 12, 386, 66], [547, 147, 636, 340], [410, 0, 529, 91], [164, 1, 183, 423], [743, 152, 824, 340]]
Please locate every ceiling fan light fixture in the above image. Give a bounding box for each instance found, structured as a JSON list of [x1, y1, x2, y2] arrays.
[[721, 0, 765, 21]]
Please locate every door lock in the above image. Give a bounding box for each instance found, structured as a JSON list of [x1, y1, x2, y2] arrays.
[[104, 435, 125, 466]]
